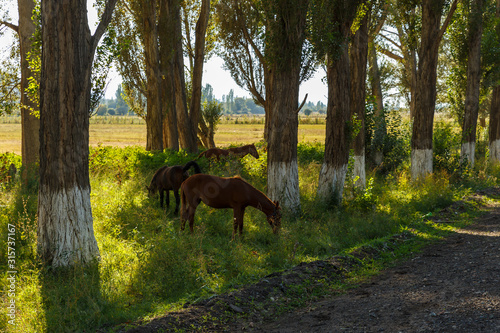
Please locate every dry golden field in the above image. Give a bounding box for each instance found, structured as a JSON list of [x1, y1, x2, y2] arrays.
[[0, 118, 325, 154]]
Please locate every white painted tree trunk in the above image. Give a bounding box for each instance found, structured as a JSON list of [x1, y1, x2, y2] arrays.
[[461, 141, 476, 167], [411, 148, 433, 179], [353, 151, 366, 189], [489, 140, 500, 163], [37, 186, 99, 268], [317, 162, 348, 205], [267, 161, 300, 214]]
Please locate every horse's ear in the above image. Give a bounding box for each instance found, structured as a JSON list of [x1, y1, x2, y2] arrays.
[[275, 200, 280, 209]]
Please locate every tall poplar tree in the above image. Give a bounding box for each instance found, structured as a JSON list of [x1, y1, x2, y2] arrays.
[[1, 0, 40, 181], [461, 0, 485, 166], [410, 0, 458, 179], [488, 0, 500, 162], [264, 0, 310, 213], [311, 0, 363, 204], [37, 0, 118, 268]]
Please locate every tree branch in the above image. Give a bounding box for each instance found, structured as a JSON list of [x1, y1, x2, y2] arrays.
[[91, 0, 119, 54], [378, 32, 402, 51], [378, 47, 404, 62], [438, 0, 459, 42], [0, 20, 19, 34], [296, 94, 308, 114]]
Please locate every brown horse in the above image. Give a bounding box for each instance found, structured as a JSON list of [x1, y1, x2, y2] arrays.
[[147, 161, 201, 214], [197, 144, 259, 160], [180, 174, 281, 239]]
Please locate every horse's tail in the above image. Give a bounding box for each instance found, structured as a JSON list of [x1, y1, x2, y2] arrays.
[[183, 160, 202, 174], [180, 183, 187, 223]]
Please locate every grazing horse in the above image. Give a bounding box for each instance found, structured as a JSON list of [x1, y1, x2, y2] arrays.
[[147, 161, 201, 214], [180, 174, 281, 239], [197, 144, 259, 160]]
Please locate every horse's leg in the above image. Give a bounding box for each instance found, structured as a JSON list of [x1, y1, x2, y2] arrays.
[[188, 205, 196, 233], [173, 190, 180, 215], [238, 207, 246, 237], [180, 188, 188, 230], [165, 189, 170, 210], [159, 189, 164, 208], [232, 207, 245, 240]]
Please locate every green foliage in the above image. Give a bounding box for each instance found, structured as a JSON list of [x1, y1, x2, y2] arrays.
[[309, 0, 363, 62], [0, 153, 21, 188], [432, 118, 463, 176], [202, 100, 224, 132], [366, 108, 411, 174]]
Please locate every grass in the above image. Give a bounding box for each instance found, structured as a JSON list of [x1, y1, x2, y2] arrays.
[[1, 141, 498, 332]]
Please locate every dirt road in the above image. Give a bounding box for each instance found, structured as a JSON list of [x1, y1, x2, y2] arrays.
[[241, 198, 500, 332]]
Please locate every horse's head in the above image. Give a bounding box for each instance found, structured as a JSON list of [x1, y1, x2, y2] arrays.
[[146, 184, 157, 197], [267, 201, 281, 234], [250, 145, 260, 159]]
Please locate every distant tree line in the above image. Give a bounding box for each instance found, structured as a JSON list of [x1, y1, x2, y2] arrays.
[[97, 83, 325, 116]]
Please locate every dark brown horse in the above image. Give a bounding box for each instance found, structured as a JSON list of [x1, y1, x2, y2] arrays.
[[180, 174, 281, 239], [148, 161, 201, 214], [197, 144, 259, 160]]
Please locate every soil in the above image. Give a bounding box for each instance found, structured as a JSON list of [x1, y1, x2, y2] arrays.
[[120, 189, 500, 333]]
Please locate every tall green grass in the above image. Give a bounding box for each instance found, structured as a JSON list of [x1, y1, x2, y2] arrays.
[[1, 132, 499, 332]]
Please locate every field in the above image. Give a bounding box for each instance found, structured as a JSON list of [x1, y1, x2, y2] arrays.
[[0, 116, 325, 154]]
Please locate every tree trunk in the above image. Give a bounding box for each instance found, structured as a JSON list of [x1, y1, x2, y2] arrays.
[[266, 0, 308, 214], [488, 0, 500, 163], [368, 41, 386, 166], [460, 0, 484, 167], [159, 0, 179, 151], [317, 47, 352, 204], [411, 0, 458, 179], [143, 0, 163, 151], [189, 0, 210, 150], [38, 0, 117, 267], [267, 68, 301, 213], [349, 7, 370, 189], [173, 1, 197, 152], [489, 86, 500, 162], [19, 0, 40, 182]]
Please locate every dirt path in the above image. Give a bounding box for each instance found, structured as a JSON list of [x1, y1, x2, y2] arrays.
[[123, 191, 500, 333], [242, 199, 500, 332]]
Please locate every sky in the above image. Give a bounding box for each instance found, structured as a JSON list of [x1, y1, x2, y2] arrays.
[[3, 1, 328, 104], [104, 54, 328, 104]]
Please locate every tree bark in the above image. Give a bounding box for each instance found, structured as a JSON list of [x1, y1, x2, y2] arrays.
[[189, 0, 210, 149], [159, 0, 179, 151], [172, 0, 197, 152], [19, 0, 40, 182], [143, 0, 163, 151], [316, 0, 361, 205], [38, 0, 117, 268], [266, 0, 309, 214], [488, 0, 500, 163], [350, 6, 370, 189], [411, 0, 458, 179], [368, 41, 386, 166], [317, 47, 352, 204], [461, 0, 484, 167], [489, 86, 500, 162]]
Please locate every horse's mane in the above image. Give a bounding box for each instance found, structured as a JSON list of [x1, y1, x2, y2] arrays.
[[150, 165, 168, 186]]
